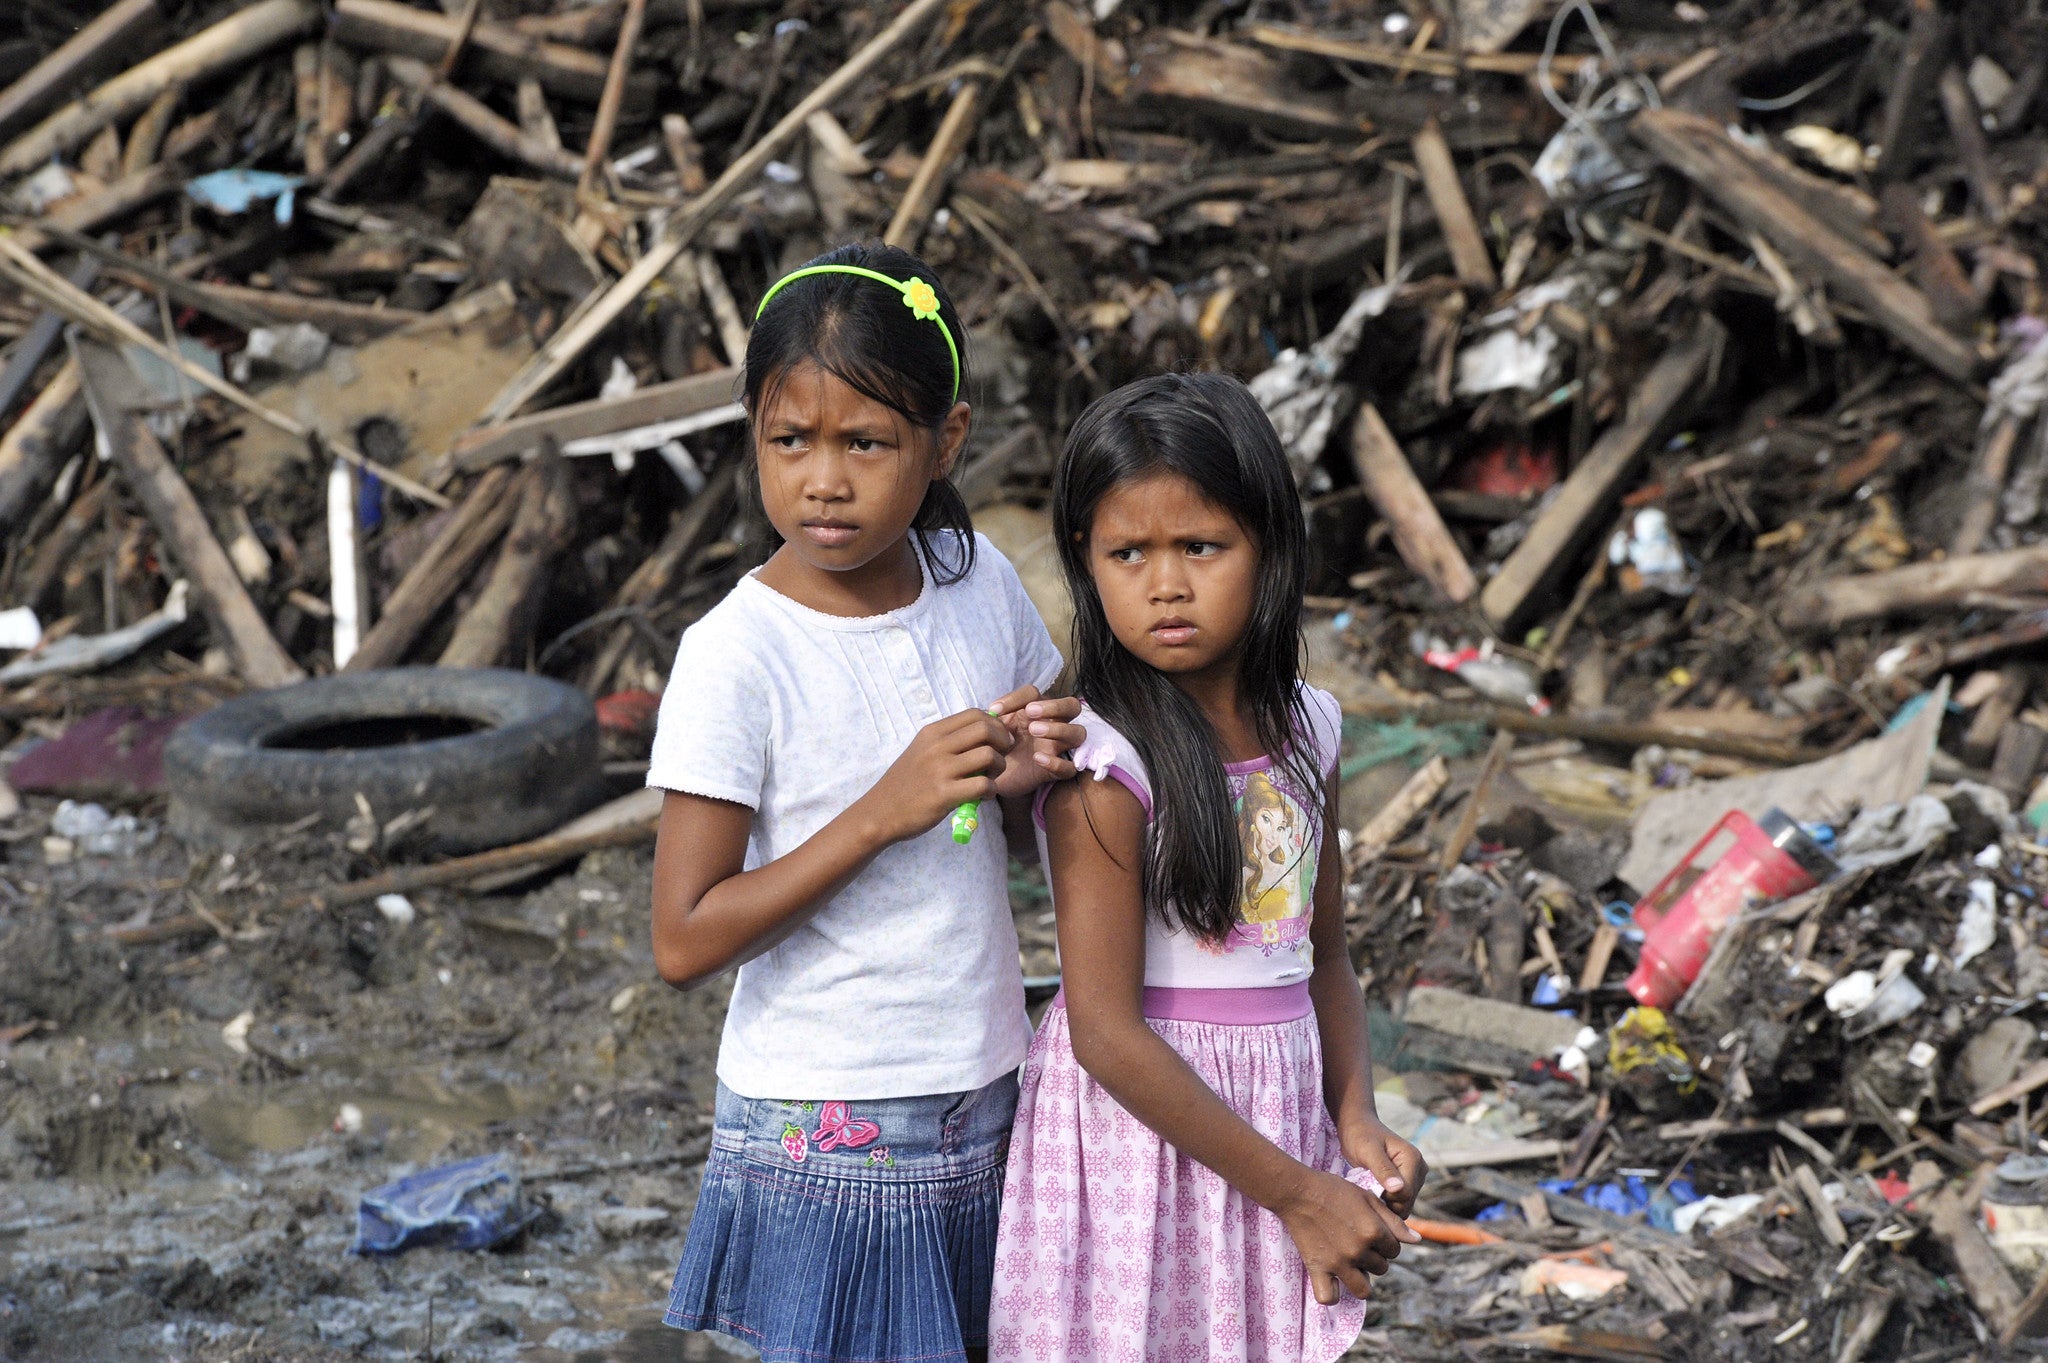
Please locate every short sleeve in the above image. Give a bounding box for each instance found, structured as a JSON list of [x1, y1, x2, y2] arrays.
[[981, 534, 1064, 692], [645, 610, 769, 809], [1302, 685, 1343, 782]]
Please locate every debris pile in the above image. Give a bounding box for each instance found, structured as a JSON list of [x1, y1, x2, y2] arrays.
[[1, 0, 2047, 1357]]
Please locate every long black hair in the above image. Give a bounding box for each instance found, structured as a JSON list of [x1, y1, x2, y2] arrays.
[[1053, 372, 1317, 944], [743, 241, 976, 583]]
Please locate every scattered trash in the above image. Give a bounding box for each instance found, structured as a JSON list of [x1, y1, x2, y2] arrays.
[[374, 894, 415, 928], [49, 799, 157, 858], [352, 1153, 538, 1255]]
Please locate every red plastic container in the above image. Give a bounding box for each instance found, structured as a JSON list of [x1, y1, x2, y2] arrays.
[[1625, 808, 1836, 1009]]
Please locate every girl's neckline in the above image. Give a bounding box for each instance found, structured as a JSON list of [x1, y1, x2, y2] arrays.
[[1222, 753, 1275, 776], [739, 532, 946, 629]]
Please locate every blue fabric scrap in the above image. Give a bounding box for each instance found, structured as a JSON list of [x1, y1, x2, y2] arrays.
[[185, 169, 305, 225], [352, 1153, 537, 1255]]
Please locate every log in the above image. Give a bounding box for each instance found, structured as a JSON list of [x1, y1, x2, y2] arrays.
[[437, 451, 577, 668], [0, 0, 163, 140], [1244, 23, 1594, 78], [344, 465, 521, 671], [476, 0, 955, 425], [1480, 314, 1723, 630], [383, 57, 584, 183], [884, 79, 985, 250], [1350, 403, 1477, 604], [75, 356, 302, 688], [308, 42, 356, 176], [1630, 108, 1975, 382], [329, 0, 622, 104], [1969, 1057, 2048, 1117], [0, 0, 319, 178], [1780, 545, 2048, 630], [1410, 118, 1496, 291], [579, 0, 648, 194], [0, 360, 87, 536]]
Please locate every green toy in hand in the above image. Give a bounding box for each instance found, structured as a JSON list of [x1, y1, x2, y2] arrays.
[[952, 704, 1003, 844]]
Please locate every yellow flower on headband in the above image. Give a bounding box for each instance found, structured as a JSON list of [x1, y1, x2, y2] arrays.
[[901, 277, 940, 322]]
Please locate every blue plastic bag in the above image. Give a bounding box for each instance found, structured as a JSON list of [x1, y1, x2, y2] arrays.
[[185, 169, 305, 225], [353, 1153, 538, 1254]]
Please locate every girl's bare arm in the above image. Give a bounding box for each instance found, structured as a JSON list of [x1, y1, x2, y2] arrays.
[[1046, 777, 1417, 1305], [1306, 775, 1427, 1216]]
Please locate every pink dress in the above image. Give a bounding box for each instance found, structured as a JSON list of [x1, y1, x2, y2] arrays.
[[991, 688, 1379, 1363]]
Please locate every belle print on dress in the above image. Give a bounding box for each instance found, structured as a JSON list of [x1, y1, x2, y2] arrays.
[[1227, 766, 1315, 957]]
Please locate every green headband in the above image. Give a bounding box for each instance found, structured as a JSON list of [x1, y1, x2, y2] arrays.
[[754, 264, 961, 405]]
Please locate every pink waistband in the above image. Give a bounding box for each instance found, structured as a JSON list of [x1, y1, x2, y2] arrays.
[[1050, 983, 1313, 1025]]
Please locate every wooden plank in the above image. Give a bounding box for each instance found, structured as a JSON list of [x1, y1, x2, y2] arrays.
[[437, 453, 576, 668], [448, 367, 739, 471], [14, 162, 182, 255], [0, 0, 319, 177], [1411, 118, 1496, 291], [0, 0, 163, 140], [1350, 401, 1477, 603], [1401, 985, 1585, 1056], [578, 0, 648, 193], [1630, 108, 1976, 382], [1480, 314, 1723, 630], [383, 57, 583, 182]]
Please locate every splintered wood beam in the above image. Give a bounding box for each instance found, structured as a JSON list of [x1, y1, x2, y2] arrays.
[[1480, 314, 1723, 630], [1780, 543, 2048, 630], [74, 348, 303, 688], [330, 0, 619, 103], [1350, 403, 1476, 603], [1411, 118, 1496, 291], [1631, 107, 1975, 381], [885, 79, 985, 249]]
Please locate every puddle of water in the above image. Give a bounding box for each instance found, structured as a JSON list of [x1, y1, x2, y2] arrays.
[[189, 1070, 563, 1164]]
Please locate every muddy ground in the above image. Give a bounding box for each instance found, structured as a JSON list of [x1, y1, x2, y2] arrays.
[[0, 789, 1089, 1362]]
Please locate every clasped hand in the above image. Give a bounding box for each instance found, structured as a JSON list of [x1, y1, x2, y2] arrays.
[[861, 687, 1086, 843]]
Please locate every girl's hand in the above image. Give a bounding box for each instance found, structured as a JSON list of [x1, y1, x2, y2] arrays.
[[990, 688, 1087, 799], [1340, 1115, 1428, 1220], [1277, 1167, 1421, 1305], [859, 706, 1014, 843]]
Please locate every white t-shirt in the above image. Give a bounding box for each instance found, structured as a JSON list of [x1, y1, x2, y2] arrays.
[[647, 531, 1063, 1100], [1035, 684, 1342, 989]]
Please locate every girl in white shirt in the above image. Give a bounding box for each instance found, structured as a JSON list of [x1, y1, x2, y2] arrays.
[[990, 374, 1426, 1362], [646, 242, 1084, 1362]]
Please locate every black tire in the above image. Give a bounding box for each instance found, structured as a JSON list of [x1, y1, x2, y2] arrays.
[[164, 668, 606, 855]]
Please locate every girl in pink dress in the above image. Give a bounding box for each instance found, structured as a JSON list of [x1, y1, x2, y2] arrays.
[[990, 373, 1427, 1363]]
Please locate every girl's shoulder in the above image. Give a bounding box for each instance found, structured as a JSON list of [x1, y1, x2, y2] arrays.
[[1294, 681, 1342, 776], [1049, 704, 1155, 824]]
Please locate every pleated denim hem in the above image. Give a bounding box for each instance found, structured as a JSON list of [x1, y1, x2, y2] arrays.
[[665, 1073, 1017, 1363]]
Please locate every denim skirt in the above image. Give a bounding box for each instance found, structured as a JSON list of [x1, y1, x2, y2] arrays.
[[665, 1071, 1019, 1362]]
